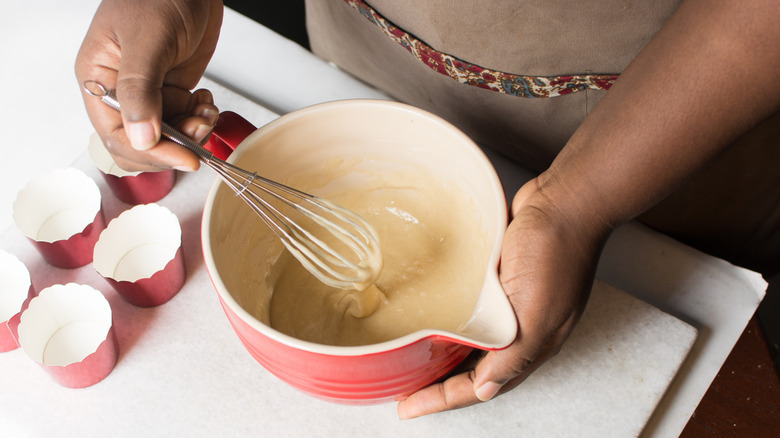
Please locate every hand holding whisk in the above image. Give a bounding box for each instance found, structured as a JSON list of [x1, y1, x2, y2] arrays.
[[84, 81, 383, 291]]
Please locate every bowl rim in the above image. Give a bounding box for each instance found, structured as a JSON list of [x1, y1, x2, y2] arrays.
[[201, 99, 512, 356]]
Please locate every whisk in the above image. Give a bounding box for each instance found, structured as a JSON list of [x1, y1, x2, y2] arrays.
[[84, 81, 383, 291]]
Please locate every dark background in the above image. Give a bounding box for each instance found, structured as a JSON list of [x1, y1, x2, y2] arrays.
[[224, 0, 309, 49]]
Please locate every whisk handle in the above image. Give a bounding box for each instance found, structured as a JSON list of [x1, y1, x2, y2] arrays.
[[83, 80, 216, 162], [158, 123, 215, 162]]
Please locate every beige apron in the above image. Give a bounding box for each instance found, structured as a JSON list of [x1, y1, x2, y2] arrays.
[[305, 0, 780, 275]]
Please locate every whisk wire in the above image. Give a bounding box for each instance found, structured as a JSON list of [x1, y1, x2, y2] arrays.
[[84, 80, 382, 291], [209, 153, 380, 289]]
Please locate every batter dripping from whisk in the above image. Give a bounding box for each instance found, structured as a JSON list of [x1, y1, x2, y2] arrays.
[[268, 171, 489, 346]]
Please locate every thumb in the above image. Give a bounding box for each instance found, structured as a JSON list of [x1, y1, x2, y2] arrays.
[[511, 179, 540, 217], [115, 44, 167, 151], [472, 314, 578, 401], [472, 346, 548, 402], [471, 347, 534, 402]]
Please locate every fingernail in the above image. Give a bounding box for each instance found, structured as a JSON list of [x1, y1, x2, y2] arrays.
[[194, 124, 213, 142], [396, 401, 410, 420], [127, 122, 157, 151], [174, 164, 196, 172], [198, 107, 219, 124], [475, 381, 502, 401]]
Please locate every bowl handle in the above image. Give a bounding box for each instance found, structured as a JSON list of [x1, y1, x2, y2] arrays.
[[203, 111, 257, 161]]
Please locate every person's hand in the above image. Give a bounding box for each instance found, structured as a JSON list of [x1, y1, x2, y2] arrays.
[[75, 0, 224, 172], [396, 178, 608, 419]]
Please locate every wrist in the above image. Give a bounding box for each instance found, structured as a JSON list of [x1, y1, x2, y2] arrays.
[[513, 172, 614, 246]]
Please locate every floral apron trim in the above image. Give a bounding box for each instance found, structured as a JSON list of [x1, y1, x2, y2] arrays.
[[344, 0, 619, 98]]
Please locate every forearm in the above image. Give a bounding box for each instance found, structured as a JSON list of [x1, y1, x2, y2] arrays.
[[536, 0, 780, 233]]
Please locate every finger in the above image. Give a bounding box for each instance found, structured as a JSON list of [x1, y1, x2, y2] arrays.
[[97, 75, 211, 171], [145, 114, 215, 172], [110, 139, 202, 173], [397, 304, 580, 419], [396, 333, 548, 420], [174, 89, 218, 127], [473, 307, 581, 398], [176, 115, 215, 144], [192, 101, 219, 126], [163, 88, 217, 130], [83, 98, 165, 173], [471, 336, 544, 402], [114, 22, 181, 151], [115, 67, 163, 151], [113, 3, 219, 148], [186, 88, 217, 119], [100, 111, 213, 173], [84, 97, 208, 173], [397, 370, 480, 420]]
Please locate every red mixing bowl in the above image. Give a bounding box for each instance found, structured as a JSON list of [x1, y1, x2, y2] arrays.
[[201, 100, 517, 404]]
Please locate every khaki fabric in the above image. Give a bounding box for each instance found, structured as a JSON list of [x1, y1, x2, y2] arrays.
[[366, 0, 681, 76], [305, 0, 780, 275]]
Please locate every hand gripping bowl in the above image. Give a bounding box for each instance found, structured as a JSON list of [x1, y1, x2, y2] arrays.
[[201, 100, 518, 404]]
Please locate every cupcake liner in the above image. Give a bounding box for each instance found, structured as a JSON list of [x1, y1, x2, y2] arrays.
[[94, 204, 185, 307], [0, 250, 35, 352], [12, 168, 105, 268], [88, 132, 176, 205], [17, 283, 118, 388]]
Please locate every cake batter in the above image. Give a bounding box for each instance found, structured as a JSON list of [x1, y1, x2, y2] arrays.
[[268, 172, 489, 346]]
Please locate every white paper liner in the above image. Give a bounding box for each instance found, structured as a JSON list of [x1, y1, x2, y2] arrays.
[[12, 168, 102, 242], [17, 283, 112, 366], [87, 132, 141, 177], [93, 204, 181, 282], [0, 249, 31, 322]]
